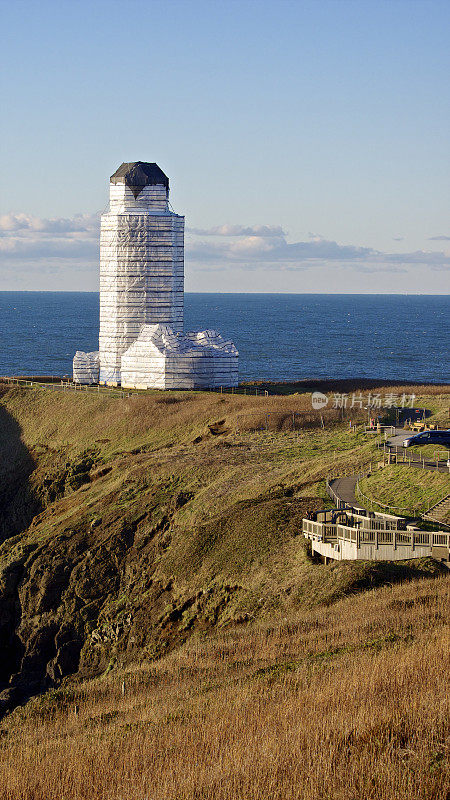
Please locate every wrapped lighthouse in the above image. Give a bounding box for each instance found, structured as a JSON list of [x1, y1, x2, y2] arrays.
[[73, 162, 238, 389]]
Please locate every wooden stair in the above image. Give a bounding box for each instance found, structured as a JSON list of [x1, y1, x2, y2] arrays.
[[422, 494, 450, 528]]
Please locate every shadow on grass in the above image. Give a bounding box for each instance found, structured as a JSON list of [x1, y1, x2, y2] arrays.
[[0, 392, 41, 543]]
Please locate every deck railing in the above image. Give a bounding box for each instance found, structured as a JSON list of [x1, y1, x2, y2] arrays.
[[302, 518, 450, 552]]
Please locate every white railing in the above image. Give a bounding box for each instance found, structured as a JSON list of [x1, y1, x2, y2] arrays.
[[302, 519, 337, 540], [302, 518, 450, 552]]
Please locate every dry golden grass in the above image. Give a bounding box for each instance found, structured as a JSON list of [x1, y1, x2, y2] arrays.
[[1, 384, 448, 458], [1, 574, 448, 800], [0, 386, 449, 799]]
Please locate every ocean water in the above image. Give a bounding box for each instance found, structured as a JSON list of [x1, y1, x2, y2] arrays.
[[0, 292, 448, 383]]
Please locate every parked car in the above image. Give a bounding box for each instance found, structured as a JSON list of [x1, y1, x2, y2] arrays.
[[402, 429, 450, 447]]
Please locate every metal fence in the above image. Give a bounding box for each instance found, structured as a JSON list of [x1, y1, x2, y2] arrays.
[[0, 376, 274, 398], [383, 443, 449, 470], [0, 376, 136, 399], [355, 480, 450, 521]]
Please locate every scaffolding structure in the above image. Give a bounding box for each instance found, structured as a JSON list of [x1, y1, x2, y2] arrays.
[[74, 161, 238, 389], [99, 166, 184, 384], [73, 351, 100, 384], [121, 325, 238, 390]]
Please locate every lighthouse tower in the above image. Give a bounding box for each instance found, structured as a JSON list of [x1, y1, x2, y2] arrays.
[[73, 161, 238, 389], [98, 162, 184, 384]]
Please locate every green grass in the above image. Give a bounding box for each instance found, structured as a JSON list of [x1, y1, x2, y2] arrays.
[[407, 443, 450, 460], [358, 464, 449, 516]]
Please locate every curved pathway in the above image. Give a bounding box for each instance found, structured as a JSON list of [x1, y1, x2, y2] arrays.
[[328, 476, 359, 508]]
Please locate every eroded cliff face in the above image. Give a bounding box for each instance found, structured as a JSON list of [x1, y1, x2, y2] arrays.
[[0, 427, 322, 715]]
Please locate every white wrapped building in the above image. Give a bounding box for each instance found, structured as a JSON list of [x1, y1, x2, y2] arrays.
[[99, 162, 184, 384], [73, 351, 100, 384], [121, 325, 239, 390], [73, 162, 238, 389]]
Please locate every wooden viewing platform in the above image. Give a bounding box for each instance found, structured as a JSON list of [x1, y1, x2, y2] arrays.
[[303, 508, 450, 565]]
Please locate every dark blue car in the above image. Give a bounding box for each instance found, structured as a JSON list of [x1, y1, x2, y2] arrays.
[[402, 429, 450, 447]]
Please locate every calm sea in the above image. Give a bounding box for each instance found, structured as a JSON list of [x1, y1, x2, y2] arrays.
[[0, 293, 448, 383]]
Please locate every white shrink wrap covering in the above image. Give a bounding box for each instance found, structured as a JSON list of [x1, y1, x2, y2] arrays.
[[74, 162, 239, 389], [99, 163, 184, 385], [73, 351, 100, 384], [121, 324, 238, 390]]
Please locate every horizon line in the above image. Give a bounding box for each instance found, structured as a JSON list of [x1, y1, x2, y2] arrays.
[[0, 290, 448, 297]]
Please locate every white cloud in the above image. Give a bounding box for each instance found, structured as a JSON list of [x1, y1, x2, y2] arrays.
[[187, 224, 286, 237], [0, 212, 99, 234], [0, 212, 448, 287], [187, 226, 450, 273], [307, 232, 325, 241], [0, 212, 100, 268], [428, 235, 450, 241]]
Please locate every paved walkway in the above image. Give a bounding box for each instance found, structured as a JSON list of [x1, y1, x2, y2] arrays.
[[328, 428, 449, 511], [384, 428, 449, 474], [328, 476, 359, 507], [389, 456, 449, 474], [386, 428, 412, 447]]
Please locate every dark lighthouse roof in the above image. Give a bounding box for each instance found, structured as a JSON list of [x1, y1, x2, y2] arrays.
[[110, 162, 169, 199]]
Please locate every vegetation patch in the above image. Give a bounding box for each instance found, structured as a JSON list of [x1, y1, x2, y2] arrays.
[[358, 464, 449, 516], [0, 385, 448, 745]]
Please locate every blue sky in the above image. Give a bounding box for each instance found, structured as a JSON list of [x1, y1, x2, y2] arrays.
[[1, 0, 449, 292]]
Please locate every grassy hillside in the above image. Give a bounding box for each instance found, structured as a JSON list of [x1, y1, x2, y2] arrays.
[[358, 465, 450, 517], [1, 574, 448, 800], [0, 384, 448, 798]]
